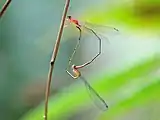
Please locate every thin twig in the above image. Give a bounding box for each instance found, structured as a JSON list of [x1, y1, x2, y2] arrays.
[[0, 0, 11, 18], [44, 0, 70, 120]]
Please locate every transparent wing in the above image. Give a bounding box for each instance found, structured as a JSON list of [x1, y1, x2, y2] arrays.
[[80, 22, 119, 44], [83, 22, 119, 35], [80, 76, 108, 111]]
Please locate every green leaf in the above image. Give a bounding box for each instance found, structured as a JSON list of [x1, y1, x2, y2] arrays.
[[20, 56, 159, 120]]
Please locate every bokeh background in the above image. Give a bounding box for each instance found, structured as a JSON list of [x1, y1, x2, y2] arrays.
[[0, 0, 160, 120]]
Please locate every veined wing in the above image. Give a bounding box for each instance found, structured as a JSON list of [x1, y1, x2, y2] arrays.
[[80, 22, 119, 43], [83, 22, 119, 35], [80, 76, 108, 111]]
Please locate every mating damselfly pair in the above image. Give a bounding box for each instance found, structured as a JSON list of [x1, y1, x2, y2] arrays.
[[65, 15, 119, 111]]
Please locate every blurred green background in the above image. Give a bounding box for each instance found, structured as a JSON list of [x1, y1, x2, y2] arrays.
[[0, 0, 160, 120]]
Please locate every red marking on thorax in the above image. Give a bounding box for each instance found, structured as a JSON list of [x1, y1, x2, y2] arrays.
[[70, 18, 81, 27]]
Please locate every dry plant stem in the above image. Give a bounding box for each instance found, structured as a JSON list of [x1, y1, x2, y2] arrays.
[[0, 0, 11, 18], [44, 0, 70, 120]]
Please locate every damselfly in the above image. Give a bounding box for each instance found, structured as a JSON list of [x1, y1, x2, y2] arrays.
[[65, 15, 118, 110], [65, 15, 119, 69]]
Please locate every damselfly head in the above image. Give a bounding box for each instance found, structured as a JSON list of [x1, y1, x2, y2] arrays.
[[71, 64, 76, 69], [67, 15, 72, 19], [65, 16, 72, 27]]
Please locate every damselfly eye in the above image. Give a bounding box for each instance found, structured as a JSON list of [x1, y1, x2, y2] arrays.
[[72, 64, 76, 69], [67, 15, 71, 19]]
